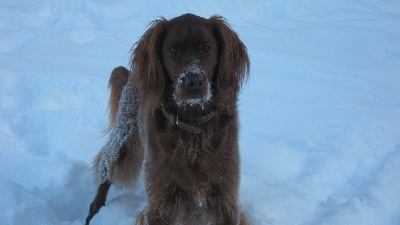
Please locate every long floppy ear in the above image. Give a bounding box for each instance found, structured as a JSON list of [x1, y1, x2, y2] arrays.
[[131, 18, 168, 110], [210, 16, 250, 99]]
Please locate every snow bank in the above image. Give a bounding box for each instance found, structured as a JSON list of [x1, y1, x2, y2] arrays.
[[1, 0, 399, 224]]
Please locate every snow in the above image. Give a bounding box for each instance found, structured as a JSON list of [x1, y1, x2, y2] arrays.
[[0, 0, 399, 225]]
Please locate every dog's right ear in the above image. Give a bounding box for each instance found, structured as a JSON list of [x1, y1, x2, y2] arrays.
[[131, 19, 168, 110]]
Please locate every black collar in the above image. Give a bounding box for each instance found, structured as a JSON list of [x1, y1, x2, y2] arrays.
[[160, 104, 216, 134]]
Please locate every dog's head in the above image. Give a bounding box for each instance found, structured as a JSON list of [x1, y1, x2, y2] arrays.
[[132, 14, 249, 111], [162, 14, 218, 106]]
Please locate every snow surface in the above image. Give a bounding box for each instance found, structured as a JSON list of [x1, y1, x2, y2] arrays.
[[1, 0, 400, 225]]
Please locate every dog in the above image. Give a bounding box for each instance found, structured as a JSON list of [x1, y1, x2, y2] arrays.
[[86, 13, 250, 225]]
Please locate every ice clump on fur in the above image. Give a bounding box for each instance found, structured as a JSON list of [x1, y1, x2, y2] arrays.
[[98, 79, 138, 182], [185, 60, 204, 74]]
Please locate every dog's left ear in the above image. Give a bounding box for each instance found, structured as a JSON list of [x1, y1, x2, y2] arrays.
[[210, 16, 250, 95]]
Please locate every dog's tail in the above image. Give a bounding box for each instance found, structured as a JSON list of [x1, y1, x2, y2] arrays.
[[108, 66, 129, 131]]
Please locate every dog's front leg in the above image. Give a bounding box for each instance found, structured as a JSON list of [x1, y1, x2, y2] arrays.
[[207, 183, 249, 225], [135, 199, 177, 225], [135, 210, 171, 225], [135, 183, 187, 225]]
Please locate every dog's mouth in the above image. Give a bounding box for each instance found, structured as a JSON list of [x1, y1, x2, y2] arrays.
[[181, 87, 212, 106]]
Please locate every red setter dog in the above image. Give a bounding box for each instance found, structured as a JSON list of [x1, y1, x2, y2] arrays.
[[86, 14, 250, 225]]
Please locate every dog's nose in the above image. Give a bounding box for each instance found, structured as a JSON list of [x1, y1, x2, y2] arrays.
[[184, 73, 205, 91]]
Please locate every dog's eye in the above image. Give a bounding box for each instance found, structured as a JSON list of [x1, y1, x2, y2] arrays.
[[201, 44, 211, 53], [169, 46, 178, 55]]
